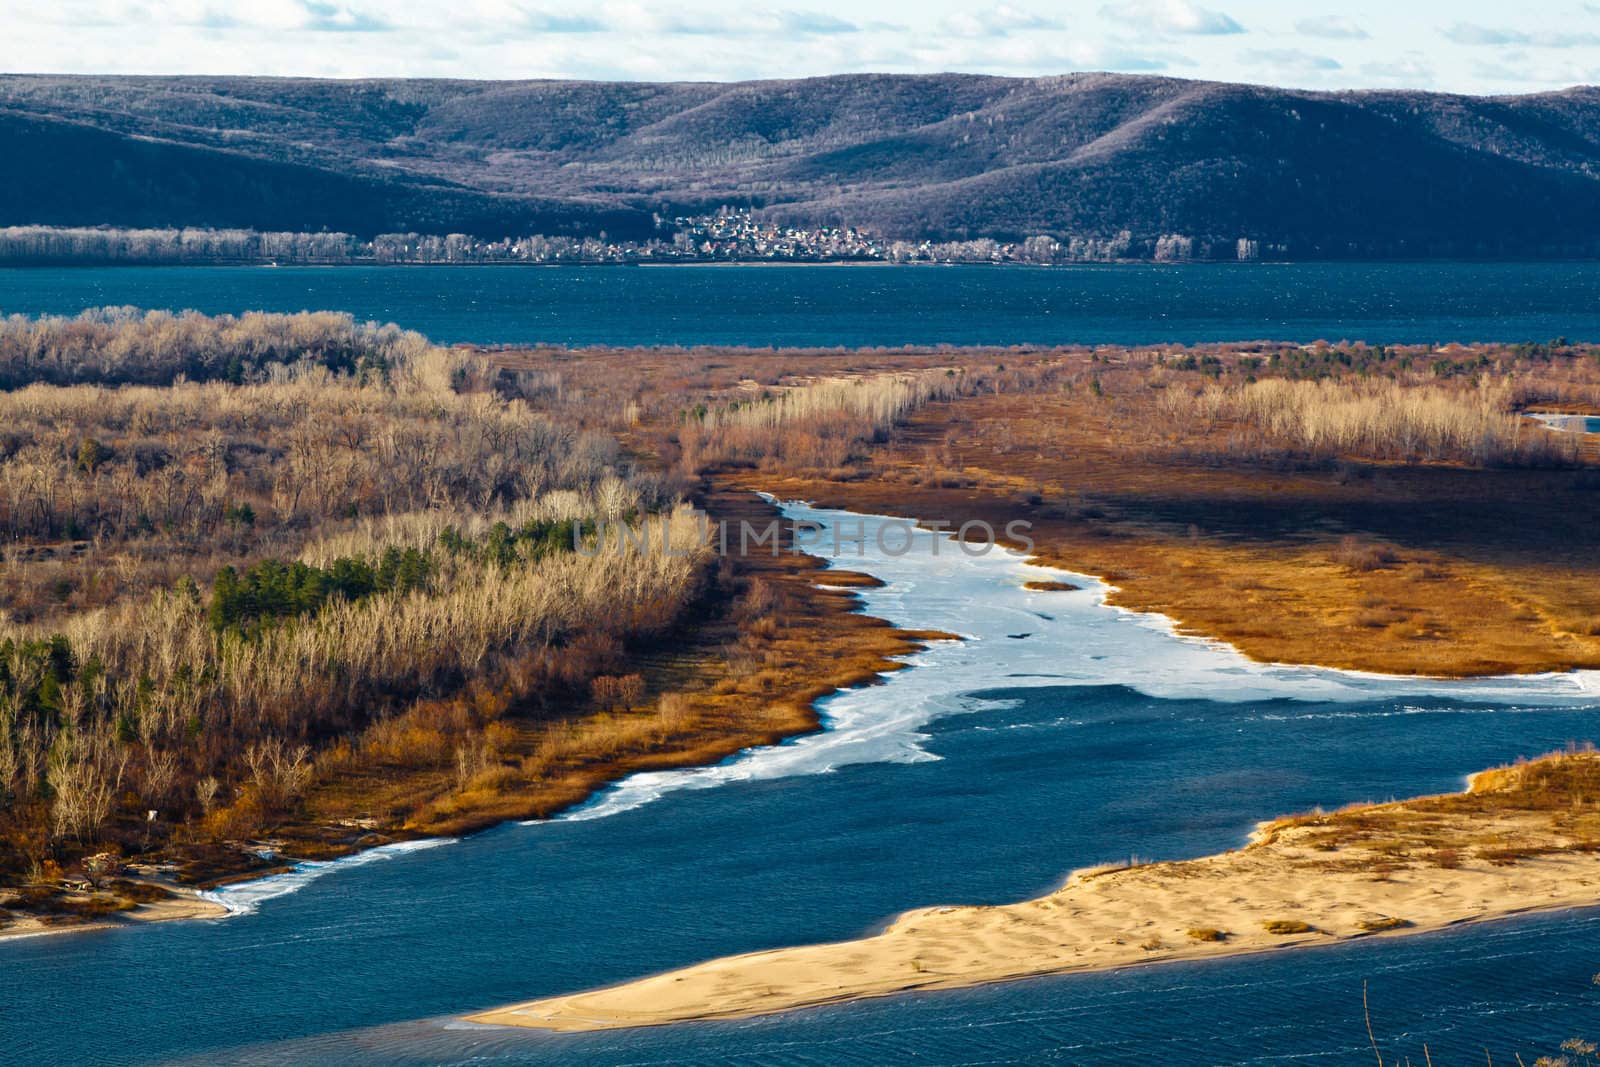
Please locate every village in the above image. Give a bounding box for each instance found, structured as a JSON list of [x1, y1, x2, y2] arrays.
[[0, 212, 1258, 266]]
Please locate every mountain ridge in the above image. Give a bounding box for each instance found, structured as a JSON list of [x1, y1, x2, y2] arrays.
[[4, 72, 1600, 256]]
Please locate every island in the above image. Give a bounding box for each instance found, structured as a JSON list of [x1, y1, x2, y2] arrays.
[[471, 750, 1600, 1030]]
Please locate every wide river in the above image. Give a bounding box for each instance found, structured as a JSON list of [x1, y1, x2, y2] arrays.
[[7, 261, 1600, 346], [5, 265, 1600, 1065], [6, 503, 1600, 1065]]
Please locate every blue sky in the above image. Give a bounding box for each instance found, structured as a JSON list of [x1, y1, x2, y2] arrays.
[[4, 1, 1599, 92]]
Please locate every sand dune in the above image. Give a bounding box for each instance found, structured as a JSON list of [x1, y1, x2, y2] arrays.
[[469, 754, 1600, 1032]]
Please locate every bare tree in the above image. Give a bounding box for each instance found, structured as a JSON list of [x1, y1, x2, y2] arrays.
[[243, 738, 313, 811]]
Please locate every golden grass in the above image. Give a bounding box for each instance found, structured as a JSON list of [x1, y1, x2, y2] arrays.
[[1260, 750, 1600, 859], [742, 380, 1600, 676], [1161, 376, 1575, 465], [15, 334, 1600, 912], [289, 485, 948, 843]]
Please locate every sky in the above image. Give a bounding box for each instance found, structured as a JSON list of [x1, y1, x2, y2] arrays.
[[4, 1, 1600, 93]]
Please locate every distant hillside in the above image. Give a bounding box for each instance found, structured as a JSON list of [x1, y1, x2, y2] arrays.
[[4, 73, 1600, 256]]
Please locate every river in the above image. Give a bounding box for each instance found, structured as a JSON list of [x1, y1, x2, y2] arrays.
[[5, 504, 1599, 1066]]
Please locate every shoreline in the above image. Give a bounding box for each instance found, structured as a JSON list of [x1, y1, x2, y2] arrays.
[[8, 491, 1591, 945], [9, 489, 1587, 940], [0, 488, 950, 944], [12, 258, 1600, 272], [471, 897, 1600, 1033], [748, 458, 1600, 678], [0, 881, 228, 943], [468, 752, 1600, 1032]]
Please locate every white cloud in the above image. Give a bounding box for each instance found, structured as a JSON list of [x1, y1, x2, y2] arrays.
[[298, 1, 389, 32], [1099, 0, 1243, 36], [1442, 23, 1524, 46], [618, 7, 860, 37], [941, 5, 1063, 39], [1469, 57, 1600, 86], [1359, 55, 1434, 86], [8, 0, 1600, 93], [1295, 15, 1367, 40], [780, 11, 858, 34], [1240, 48, 1340, 76], [520, 11, 609, 33], [1442, 23, 1600, 48]]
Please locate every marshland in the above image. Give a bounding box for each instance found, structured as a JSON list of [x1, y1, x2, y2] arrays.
[[4, 283, 1600, 1064], [20, 31, 1600, 1065]]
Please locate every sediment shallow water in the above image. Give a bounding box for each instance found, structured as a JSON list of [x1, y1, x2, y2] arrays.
[[6, 503, 1600, 1066]]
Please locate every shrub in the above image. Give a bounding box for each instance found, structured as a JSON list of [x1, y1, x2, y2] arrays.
[[1357, 916, 1410, 932], [615, 674, 647, 710], [1331, 536, 1400, 572], [460, 764, 523, 796], [1262, 919, 1314, 935], [656, 692, 690, 734], [1186, 927, 1228, 942], [1477, 845, 1554, 866], [209, 549, 432, 635], [591, 675, 624, 711], [0, 308, 431, 389], [107, 879, 169, 905]]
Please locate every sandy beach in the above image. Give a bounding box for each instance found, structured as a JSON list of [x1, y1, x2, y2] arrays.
[[0, 882, 228, 942], [470, 753, 1600, 1032]]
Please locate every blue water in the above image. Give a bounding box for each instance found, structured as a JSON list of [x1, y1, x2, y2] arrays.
[[4, 262, 1600, 346], [6, 501, 1600, 1066], [5, 266, 1600, 1066], [5, 687, 1598, 1065]]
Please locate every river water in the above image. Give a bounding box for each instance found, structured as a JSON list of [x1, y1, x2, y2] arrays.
[[5, 504, 1600, 1066], [6, 262, 1600, 347]]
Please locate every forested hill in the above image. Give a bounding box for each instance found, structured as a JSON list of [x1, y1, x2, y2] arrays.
[[5, 72, 1600, 257]]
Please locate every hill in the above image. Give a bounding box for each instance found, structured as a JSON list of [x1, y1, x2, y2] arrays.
[[4, 72, 1600, 255]]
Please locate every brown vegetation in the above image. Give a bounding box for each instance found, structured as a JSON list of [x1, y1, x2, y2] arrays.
[[690, 339, 1600, 675], [10, 324, 1600, 926], [334, 486, 948, 842], [1158, 376, 1578, 466], [1, 320, 974, 915], [0, 313, 716, 904], [0, 307, 435, 388]]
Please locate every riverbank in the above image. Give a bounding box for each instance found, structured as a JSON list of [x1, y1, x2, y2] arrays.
[[10, 334, 1600, 940], [473, 339, 1600, 679], [740, 395, 1600, 677], [1, 488, 952, 938], [469, 750, 1600, 1031], [377, 486, 957, 839], [0, 878, 227, 942]]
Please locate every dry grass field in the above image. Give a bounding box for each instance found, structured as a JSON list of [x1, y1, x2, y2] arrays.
[[7, 323, 1600, 927], [570, 339, 1600, 676]]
